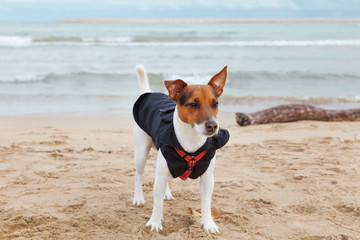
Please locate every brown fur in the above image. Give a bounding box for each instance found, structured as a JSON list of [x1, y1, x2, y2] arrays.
[[176, 85, 218, 125], [164, 66, 227, 126]]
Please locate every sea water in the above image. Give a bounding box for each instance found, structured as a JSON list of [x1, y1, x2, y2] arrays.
[[0, 21, 359, 116]]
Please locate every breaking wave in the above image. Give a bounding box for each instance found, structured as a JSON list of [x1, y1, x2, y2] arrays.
[[0, 71, 165, 83], [1, 35, 360, 47], [1, 70, 359, 84], [228, 71, 360, 81]]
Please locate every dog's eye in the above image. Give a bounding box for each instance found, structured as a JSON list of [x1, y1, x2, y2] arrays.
[[213, 100, 218, 108], [187, 102, 199, 109]]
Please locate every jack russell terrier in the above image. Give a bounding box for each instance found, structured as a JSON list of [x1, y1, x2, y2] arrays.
[[132, 65, 229, 234]]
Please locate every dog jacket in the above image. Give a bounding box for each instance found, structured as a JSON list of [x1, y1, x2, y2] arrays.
[[133, 92, 230, 180]]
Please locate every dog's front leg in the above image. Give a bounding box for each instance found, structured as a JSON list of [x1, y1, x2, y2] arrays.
[[146, 150, 170, 232], [200, 156, 220, 234]]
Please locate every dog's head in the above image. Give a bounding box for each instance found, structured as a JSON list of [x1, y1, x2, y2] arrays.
[[164, 66, 227, 136]]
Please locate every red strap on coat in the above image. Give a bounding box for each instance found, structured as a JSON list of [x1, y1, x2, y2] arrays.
[[174, 148, 207, 181]]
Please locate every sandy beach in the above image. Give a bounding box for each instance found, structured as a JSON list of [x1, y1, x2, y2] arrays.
[[0, 115, 359, 239]]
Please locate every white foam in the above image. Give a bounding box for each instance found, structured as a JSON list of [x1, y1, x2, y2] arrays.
[[0, 35, 133, 47], [98, 37, 133, 43], [1, 36, 359, 47], [81, 36, 132, 43], [169, 74, 212, 84], [0, 36, 32, 46], [0, 74, 46, 83]]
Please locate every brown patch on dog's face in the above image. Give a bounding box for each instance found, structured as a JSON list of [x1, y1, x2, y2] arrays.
[[164, 66, 227, 130], [176, 85, 219, 126]]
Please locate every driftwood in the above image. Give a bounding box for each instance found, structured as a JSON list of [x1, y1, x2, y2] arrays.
[[236, 104, 360, 126]]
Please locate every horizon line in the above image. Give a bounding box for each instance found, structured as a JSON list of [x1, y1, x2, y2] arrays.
[[56, 18, 360, 23]]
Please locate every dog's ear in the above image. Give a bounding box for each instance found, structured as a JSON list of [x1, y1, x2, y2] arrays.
[[208, 66, 227, 97], [164, 79, 187, 101]]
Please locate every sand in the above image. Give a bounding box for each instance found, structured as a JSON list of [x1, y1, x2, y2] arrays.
[[0, 115, 360, 240]]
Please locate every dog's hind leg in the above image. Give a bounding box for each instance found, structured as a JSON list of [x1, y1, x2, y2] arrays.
[[164, 182, 175, 200], [133, 124, 152, 206], [146, 151, 171, 232]]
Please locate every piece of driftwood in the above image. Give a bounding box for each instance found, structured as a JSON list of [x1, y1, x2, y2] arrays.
[[236, 104, 360, 126]]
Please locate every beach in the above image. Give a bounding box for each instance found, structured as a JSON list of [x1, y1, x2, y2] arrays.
[[1, 115, 360, 239], [1, 19, 360, 239]]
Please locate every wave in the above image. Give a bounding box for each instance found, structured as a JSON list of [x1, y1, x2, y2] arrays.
[[0, 71, 165, 83], [168, 71, 360, 83], [1, 35, 360, 47], [1, 70, 360, 83], [127, 40, 360, 47], [132, 35, 219, 42], [0, 36, 132, 47], [228, 71, 360, 81], [0, 36, 32, 46]]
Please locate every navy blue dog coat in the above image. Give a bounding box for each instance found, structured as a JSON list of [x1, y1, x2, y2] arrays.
[[133, 92, 229, 180]]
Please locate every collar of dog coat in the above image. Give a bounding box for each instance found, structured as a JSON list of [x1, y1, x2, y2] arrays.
[[155, 96, 230, 155], [158, 101, 230, 179]]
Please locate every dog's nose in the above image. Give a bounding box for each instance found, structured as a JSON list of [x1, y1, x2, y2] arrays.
[[205, 121, 218, 133]]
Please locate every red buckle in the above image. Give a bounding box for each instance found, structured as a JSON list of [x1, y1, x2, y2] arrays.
[[174, 148, 207, 181]]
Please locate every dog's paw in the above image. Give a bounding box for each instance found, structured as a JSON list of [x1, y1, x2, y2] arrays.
[[164, 184, 175, 200], [132, 195, 145, 206], [146, 218, 163, 232], [163, 192, 175, 200], [203, 220, 220, 234]]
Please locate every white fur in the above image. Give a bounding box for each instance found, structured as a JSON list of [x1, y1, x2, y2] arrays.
[[173, 107, 208, 152], [193, 116, 220, 137], [135, 64, 151, 93], [133, 66, 220, 234]]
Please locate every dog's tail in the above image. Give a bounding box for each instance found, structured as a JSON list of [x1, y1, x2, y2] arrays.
[[135, 64, 151, 93]]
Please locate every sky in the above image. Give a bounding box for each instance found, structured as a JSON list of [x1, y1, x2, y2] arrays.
[[0, 0, 359, 22]]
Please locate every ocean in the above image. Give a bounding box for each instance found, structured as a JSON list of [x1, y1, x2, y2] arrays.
[[1, 21, 360, 116]]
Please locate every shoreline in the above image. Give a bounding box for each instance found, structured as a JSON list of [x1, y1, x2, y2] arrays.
[[1, 115, 359, 144], [56, 18, 360, 23]]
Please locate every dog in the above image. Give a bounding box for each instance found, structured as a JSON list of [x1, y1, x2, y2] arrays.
[[132, 65, 229, 234]]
